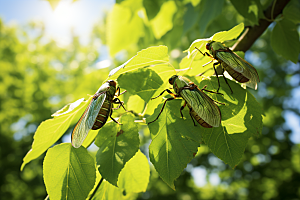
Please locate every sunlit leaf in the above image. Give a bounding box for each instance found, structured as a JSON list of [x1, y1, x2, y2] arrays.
[[51, 98, 85, 117], [43, 143, 96, 200], [147, 99, 202, 189], [118, 68, 163, 103], [211, 23, 245, 42], [95, 113, 139, 186], [108, 46, 170, 80], [191, 76, 263, 168], [118, 150, 150, 193], [150, 1, 177, 39], [91, 180, 136, 200], [126, 95, 145, 114], [186, 23, 245, 57], [107, 1, 144, 56], [21, 97, 91, 170]]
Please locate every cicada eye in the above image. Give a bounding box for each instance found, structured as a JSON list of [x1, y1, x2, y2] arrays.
[[169, 77, 174, 85], [206, 43, 211, 50]]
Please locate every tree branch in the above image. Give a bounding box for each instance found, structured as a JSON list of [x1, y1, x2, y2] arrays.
[[232, 0, 291, 52]]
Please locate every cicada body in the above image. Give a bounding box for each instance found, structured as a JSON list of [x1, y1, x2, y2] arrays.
[[171, 75, 221, 127], [71, 80, 125, 148], [206, 41, 260, 91], [148, 75, 223, 128]]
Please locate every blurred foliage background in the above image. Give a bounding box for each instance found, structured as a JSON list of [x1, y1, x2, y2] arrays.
[[0, 0, 299, 199]]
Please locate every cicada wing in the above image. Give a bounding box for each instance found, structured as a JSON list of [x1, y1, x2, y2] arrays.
[[71, 93, 106, 148], [181, 89, 221, 127], [243, 61, 260, 89], [217, 51, 252, 79], [217, 51, 260, 89]]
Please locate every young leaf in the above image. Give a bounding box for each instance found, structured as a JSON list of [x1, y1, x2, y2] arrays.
[[211, 22, 245, 42], [95, 113, 139, 186], [186, 23, 245, 57], [147, 99, 202, 189], [118, 68, 164, 103], [43, 143, 96, 200], [21, 97, 91, 170], [271, 19, 300, 63], [108, 46, 170, 80], [118, 150, 150, 193]]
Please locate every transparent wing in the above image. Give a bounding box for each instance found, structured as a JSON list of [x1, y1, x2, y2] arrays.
[[217, 51, 251, 78], [71, 93, 106, 148], [217, 51, 259, 89], [181, 89, 221, 127]]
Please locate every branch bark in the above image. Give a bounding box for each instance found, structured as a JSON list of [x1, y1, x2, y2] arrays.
[[232, 0, 291, 52]]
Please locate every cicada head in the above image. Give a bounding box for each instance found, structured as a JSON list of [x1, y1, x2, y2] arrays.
[[108, 80, 117, 87], [206, 43, 211, 50], [169, 75, 178, 85]]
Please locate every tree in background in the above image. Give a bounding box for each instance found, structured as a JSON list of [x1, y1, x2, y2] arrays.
[[0, 0, 299, 199]]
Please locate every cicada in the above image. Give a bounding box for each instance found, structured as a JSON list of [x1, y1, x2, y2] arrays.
[[71, 80, 126, 148], [148, 75, 223, 128], [195, 41, 260, 93]]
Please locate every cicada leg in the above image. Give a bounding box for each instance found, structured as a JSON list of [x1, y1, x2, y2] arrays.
[[202, 85, 223, 95], [115, 87, 127, 97], [151, 89, 176, 100], [188, 107, 197, 126], [110, 109, 122, 125], [148, 97, 175, 125], [112, 98, 127, 111], [222, 73, 233, 94], [179, 101, 187, 119]]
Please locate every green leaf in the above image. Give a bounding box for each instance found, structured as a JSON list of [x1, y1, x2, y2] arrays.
[[43, 143, 96, 200], [283, 0, 300, 24], [118, 68, 163, 103], [118, 150, 150, 193], [150, 1, 177, 39], [143, 0, 163, 21], [95, 113, 139, 186], [144, 64, 176, 116], [51, 98, 85, 117], [190, 76, 263, 168], [82, 130, 99, 148], [91, 180, 137, 200], [230, 0, 264, 25], [108, 46, 170, 80], [271, 19, 300, 64], [147, 99, 202, 189], [197, 0, 224, 36], [21, 97, 91, 170], [186, 23, 244, 57], [182, 3, 199, 35], [178, 54, 214, 77], [127, 95, 145, 114], [211, 22, 245, 42], [107, 2, 144, 56]]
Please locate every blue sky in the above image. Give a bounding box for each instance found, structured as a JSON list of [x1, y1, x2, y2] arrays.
[[0, 0, 114, 45]]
